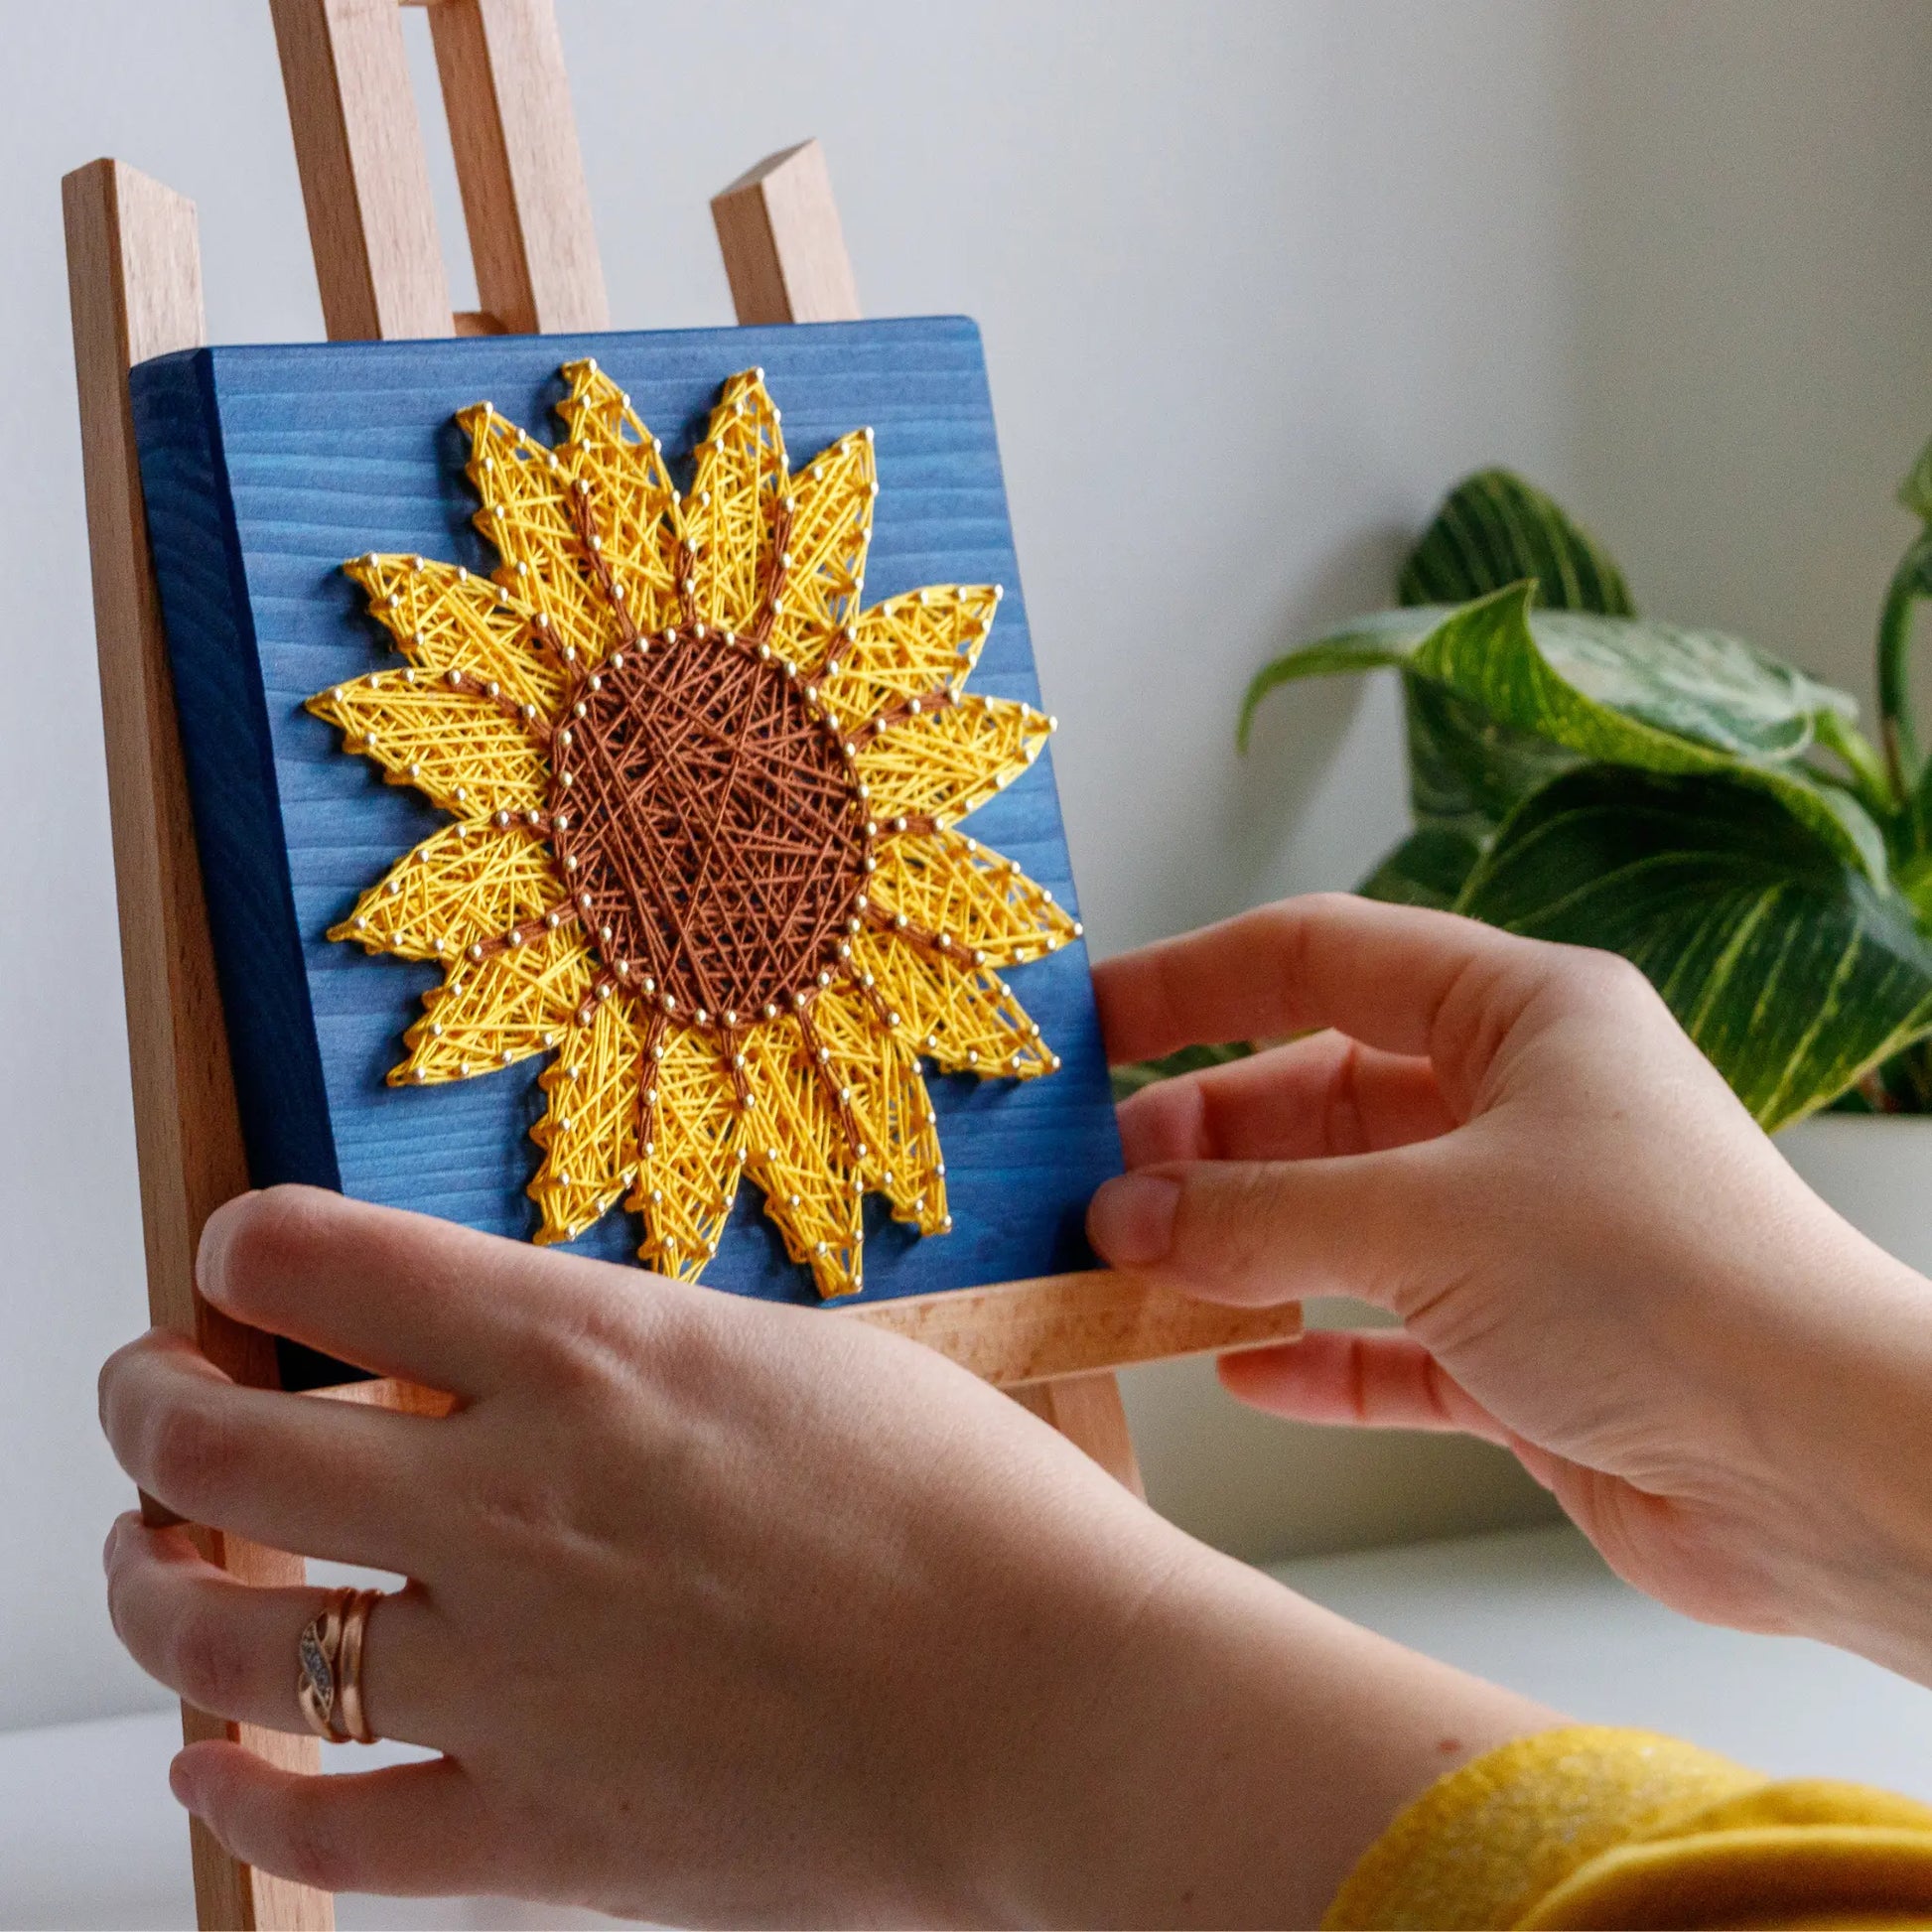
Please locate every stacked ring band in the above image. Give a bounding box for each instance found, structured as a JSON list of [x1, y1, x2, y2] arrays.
[[295, 1586, 382, 1744]]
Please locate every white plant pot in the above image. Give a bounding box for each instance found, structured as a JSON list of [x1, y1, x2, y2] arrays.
[[1777, 1115, 1932, 1277]]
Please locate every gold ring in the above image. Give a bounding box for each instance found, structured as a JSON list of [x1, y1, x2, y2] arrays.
[[337, 1588, 378, 1745], [295, 1587, 351, 1741], [295, 1586, 383, 1745]]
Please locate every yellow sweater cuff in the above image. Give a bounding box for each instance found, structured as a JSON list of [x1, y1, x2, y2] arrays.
[[1324, 1725, 1932, 1930]]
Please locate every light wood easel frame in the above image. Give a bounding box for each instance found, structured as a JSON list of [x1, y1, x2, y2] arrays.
[[64, 3, 1302, 1923]]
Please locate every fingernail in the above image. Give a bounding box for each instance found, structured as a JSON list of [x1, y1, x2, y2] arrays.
[[169, 1754, 203, 1812], [102, 1518, 122, 1574], [1087, 1173, 1179, 1268], [196, 1194, 250, 1308]]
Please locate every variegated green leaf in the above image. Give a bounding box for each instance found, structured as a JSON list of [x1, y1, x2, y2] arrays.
[[1236, 610, 1427, 751], [1402, 677, 1580, 840], [1458, 765, 1932, 1129], [1358, 824, 1485, 910], [1398, 469, 1636, 616], [1410, 587, 1859, 767], [1246, 586, 1881, 877]]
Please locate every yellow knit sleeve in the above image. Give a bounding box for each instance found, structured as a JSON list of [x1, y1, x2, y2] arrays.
[[1324, 1725, 1932, 1930]]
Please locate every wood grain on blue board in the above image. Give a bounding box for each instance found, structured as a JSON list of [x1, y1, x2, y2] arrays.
[[130, 319, 1122, 1308]]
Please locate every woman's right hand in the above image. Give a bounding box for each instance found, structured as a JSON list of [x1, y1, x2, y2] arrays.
[[1087, 894, 1932, 1680]]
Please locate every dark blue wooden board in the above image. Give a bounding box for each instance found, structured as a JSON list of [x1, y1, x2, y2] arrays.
[[130, 318, 1122, 1310]]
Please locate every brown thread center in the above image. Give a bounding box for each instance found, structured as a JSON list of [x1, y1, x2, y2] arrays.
[[549, 629, 869, 1026]]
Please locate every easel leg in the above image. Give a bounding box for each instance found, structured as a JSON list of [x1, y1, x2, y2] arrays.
[[183, 1533, 331, 1931], [64, 156, 332, 1932]]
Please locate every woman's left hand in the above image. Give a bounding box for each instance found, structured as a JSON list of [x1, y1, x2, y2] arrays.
[[100, 1184, 1551, 1925]]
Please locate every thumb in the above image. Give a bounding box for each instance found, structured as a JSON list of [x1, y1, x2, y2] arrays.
[[1086, 1149, 1446, 1310]]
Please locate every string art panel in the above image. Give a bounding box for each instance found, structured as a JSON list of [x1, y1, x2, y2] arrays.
[[130, 320, 1122, 1311]]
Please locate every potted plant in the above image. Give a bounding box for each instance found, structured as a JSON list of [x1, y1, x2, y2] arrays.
[[1129, 453, 1932, 1270]]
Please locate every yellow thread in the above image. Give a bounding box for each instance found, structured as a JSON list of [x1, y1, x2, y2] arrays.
[[869, 828, 1080, 968], [853, 694, 1053, 827], [309, 366, 1068, 1299], [627, 1020, 747, 1280], [822, 585, 998, 730], [531, 992, 643, 1241]]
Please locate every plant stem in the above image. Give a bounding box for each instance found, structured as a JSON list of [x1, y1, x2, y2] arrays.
[[1876, 530, 1932, 801], [1812, 709, 1896, 823]]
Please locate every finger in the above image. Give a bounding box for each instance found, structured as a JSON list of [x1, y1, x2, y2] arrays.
[[1217, 1331, 1512, 1445], [172, 1742, 500, 1899], [1093, 893, 1552, 1069], [1116, 1032, 1453, 1167], [99, 1329, 440, 1570], [105, 1515, 448, 1745], [1087, 1147, 1449, 1309], [199, 1184, 650, 1400]]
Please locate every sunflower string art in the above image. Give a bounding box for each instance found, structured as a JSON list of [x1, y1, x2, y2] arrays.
[[306, 364, 1079, 1299]]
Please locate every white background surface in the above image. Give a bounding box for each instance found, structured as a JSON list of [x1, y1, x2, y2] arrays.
[[5, 0, 1932, 1735]]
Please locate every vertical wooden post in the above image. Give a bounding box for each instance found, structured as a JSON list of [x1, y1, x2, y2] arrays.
[[711, 140, 1146, 1496], [711, 141, 862, 325], [270, 0, 452, 340], [424, 0, 609, 334], [63, 157, 333, 1932]]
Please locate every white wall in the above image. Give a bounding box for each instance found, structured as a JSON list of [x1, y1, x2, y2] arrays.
[[2, 0, 1928, 1732]]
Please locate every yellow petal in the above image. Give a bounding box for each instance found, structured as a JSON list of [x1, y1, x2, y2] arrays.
[[742, 1011, 865, 1298], [853, 694, 1051, 827], [554, 360, 687, 638], [631, 1025, 748, 1280], [529, 995, 644, 1243], [819, 585, 998, 731], [394, 924, 596, 1084], [809, 985, 946, 1234], [856, 928, 1057, 1079], [308, 672, 547, 817], [685, 370, 786, 635], [867, 829, 1079, 969], [330, 822, 563, 961], [345, 555, 565, 715], [461, 394, 679, 668], [770, 430, 874, 667]]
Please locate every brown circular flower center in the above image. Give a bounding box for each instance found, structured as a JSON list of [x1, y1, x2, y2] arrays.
[[550, 631, 868, 1024]]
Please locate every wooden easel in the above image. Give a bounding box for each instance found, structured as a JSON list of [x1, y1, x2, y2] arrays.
[[65, 4, 1302, 1923]]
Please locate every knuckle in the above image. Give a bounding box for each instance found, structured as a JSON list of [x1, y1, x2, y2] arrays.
[[1259, 895, 1319, 966], [144, 1400, 237, 1510], [1295, 889, 1353, 922], [103, 1552, 132, 1645], [1122, 1073, 1206, 1163], [535, 1275, 699, 1400], [102, 1524, 154, 1633], [1572, 945, 1658, 1015], [524, 1309, 628, 1408], [466, 1460, 575, 1545], [167, 1604, 244, 1715], [98, 1334, 171, 1455], [1176, 1165, 1278, 1283]]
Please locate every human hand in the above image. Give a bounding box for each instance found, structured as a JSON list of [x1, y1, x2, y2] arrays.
[[98, 1185, 1550, 1923], [1089, 894, 1932, 1680]]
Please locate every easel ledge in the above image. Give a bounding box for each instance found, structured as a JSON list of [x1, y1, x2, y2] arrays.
[[66, 4, 1302, 1926]]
